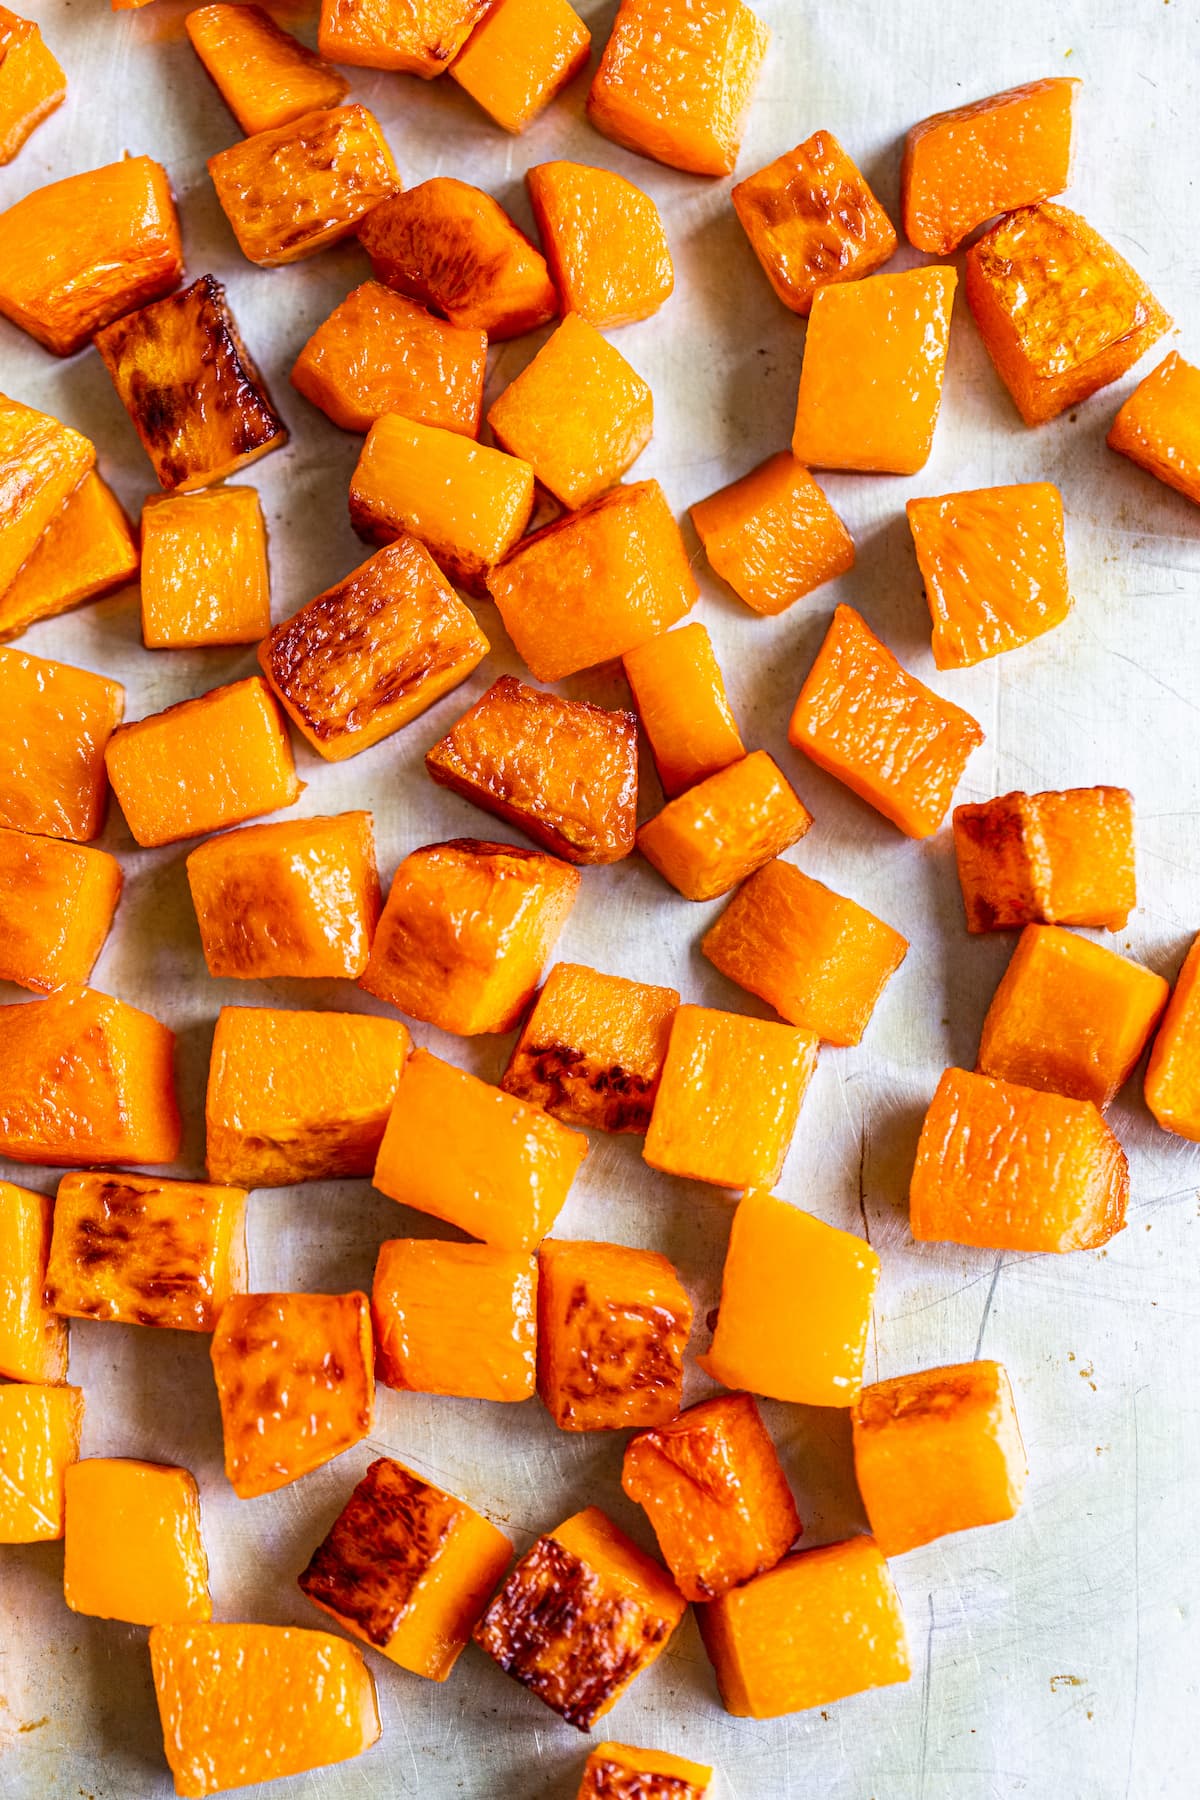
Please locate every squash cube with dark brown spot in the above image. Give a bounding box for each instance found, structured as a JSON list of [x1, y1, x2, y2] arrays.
[[318, 0, 492, 78], [537, 1239, 691, 1432], [577, 1742, 713, 1797]]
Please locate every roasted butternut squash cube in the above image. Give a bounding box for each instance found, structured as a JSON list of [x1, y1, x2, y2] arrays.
[[209, 104, 400, 267], [0, 828, 121, 993], [0, 8, 66, 165], [0, 157, 181, 356], [0, 397, 94, 597], [373, 1239, 536, 1401], [359, 177, 557, 339], [318, 0, 490, 75], [527, 160, 674, 329], [0, 1382, 83, 1542], [789, 604, 983, 839], [140, 487, 269, 649], [953, 786, 1135, 933], [474, 1506, 685, 1729], [0, 986, 179, 1167], [977, 923, 1167, 1110], [1108, 351, 1200, 507], [186, 4, 349, 137], [65, 1459, 211, 1625], [211, 1291, 374, 1498], [699, 1535, 909, 1717], [588, 0, 769, 177], [1145, 933, 1200, 1142], [187, 812, 379, 982], [690, 452, 854, 617], [373, 1048, 587, 1250], [205, 1005, 410, 1187], [299, 1456, 512, 1678], [903, 79, 1079, 255], [622, 1392, 799, 1602], [853, 1360, 1027, 1558], [622, 623, 744, 798], [732, 131, 896, 315], [0, 472, 138, 643], [95, 274, 288, 492], [351, 414, 533, 596], [792, 266, 956, 474], [502, 961, 679, 1134], [699, 1191, 879, 1406], [644, 1004, 817, 1189], [577, 1745, 712, 1799], [537, 1238, 691, 1432], [451, 0, 590, 134], [0, 646, 121, 844], [360, 837, 579, 1034], [150, 1622, 380, 1798], [487, 480, 697, 682], [910, 1065, 1129, 1253], [966, 204, 1170, 425], [105, 677, 300, 849], [703, 859, 907, 1046], [638, 750, 812, 902], [426, 676, 639, 865], [0, 1180, 68, 1383], [291, 283, 486, 436]]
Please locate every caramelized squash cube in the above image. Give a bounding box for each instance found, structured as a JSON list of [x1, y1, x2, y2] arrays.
[[577, 1745, 712, 1799], [299, 1456, 512, 1678], [638, 750, 812, 901], [95, 274, 288, 492], [360, 837, 579, 1034], [910, 1065, 1129, 1253], [690, 451, 854, 617], [0, 8, 66, 165], [373, 1048, 588, 1250], [65, 1459, 211, 1625], [318, 0, 491, 76], [0, 1180, 68, 1383], [698, 1191, 879, 1406], [205, 1005, 410, 1187], [622, 623, 744, 798], [426, 676, 638, 865], [451, 0, 591, 134], [0, 1382, 83, 1541], [0, 472, 138, 643], [141, 487, 269, 649], [186, 4, 349, 137], [211, 1291, 374, 1498], [527, 160, 673, 329], [1108, 350, 1200, 506], [373, 1239, 536, 1401], [474, 1505, 685, 1729], [0, 396, 94, 596], [291, 283, 486, 436], [1145, 933, 1200, 1142], [0, 828, 121, 992], [537, 1238, 691, 1432], [953, 786, 1135, 933], [0, 645, 121, 843]]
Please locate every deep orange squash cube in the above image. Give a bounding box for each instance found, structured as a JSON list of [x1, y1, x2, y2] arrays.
[[527, 160, 674, 329], [291, 283, 486, 436], [0, 472, 138, 643], [319, 0, 490, 76], [186, 4, 349, 137], [537, 1238, 691, 1432], [1108, 351, 1200, 507], [373, 1238, 537, 1401], [64, 1459, 211, 1625], [637, 750, 812, 901], [0, 645, 122, 844], [0, 8, 66, 165], [450, 0, 591, 134], [0, 1382, 83, 1542], [140, 487, 269, 649], [0, 396, 94, 597], [0, 1180, 68, 1383], [953, 786, 1135, 933], [690, 452, 854, 617], [1145, 933, 1200, 1143], [0, 828, 121, 993], [622, 623, 745, 797], [577, 1745, 712, 1799]]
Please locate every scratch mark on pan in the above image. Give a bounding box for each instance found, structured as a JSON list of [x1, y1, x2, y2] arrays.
[[1123, 1386, 1144, 1798], [973, 1253, 1005, 1360], [918, 1590, 936, 1799]]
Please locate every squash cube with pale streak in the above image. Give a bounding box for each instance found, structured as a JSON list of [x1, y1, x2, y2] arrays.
[[0, 1180, 69, 1383], [0, 1382, 84, 1542], [373, 1239, 537, 1402]]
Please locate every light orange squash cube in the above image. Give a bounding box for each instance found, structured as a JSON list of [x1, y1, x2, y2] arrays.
[[374, 1048, 588, 1251], [1145, 933, 1200, 1143], [0, 828, 121, 993], [0, 1382, 83, 1542], [643, 1005, 817, 1189], [527, 160, 674, 329], [0, 7, 66, 165], [0, 472, 139, 643], [373, 1239, 537, 1402], [0, 398, 94, 600], [622, 622, 745, 796], [450, 0, 591, 134], [578, 1745, 712, 1798], [211, 1291, 374, 1498], [637, 750, 812, 901], [291, 283, 486, 436], [0, 645, 122, 844], [140, 487, 269, 649], [1108, 350, 1200, 507], [690, 451, 854, 617], [318, 0, 490, 76], [186, 4, 349, 137], [0, 1180, 68, 1383], [953, 786, 1135, 933], [64, 1459, 211, 1625]]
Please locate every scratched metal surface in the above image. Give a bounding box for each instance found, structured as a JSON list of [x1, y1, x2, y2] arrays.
[[2, 1, 1199, 1795]]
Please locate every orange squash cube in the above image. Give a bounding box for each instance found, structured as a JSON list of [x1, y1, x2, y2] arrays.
[[732, 131, 896, 315], [852, 1360, 1027, 1558], [643, 1004, 817, 1189], [360, 837, 579, 1034], [187, 812, 380, 982], [789, 604, 983, 838], [792, 266, 956, 474], [965, 203, 1170, 425], [211, 1291, 374, 1498], [527, 160, 674, 329], [205, 1005, 410, 1187], [426, 676, 639, 864], [150, 1621, 380, 1798], [291, 283, 486, 436], [0, 8, 66, 165], [0, 828, 121, 993], [690, 452, 854, 617], [637, 750, 812, 901], [502, 961, 679, 1134], [1108, 350, 1200, 507], [140, 487, 269, 649], [910, 1065, 1128, 1253], [537, 1238, 691, 1432], [64, 1459, 211, 1625], [0, 986, 179, 1167], [105, 676, 300, 849], [373, 1239, 536, 1401], [0, 1180, 68, 1383], [95, 274, 288, 492], [623, 1392, 799, 1602], [474, 1505, 685, 1728], [588, 0, 769, 177], [350, 414, 534, 596], [318, 0, 490, 75], [0, 157, 181, 356], [359, 177, 557, 339], [1145, 933, 1200, 1142], [0, 397, 94, 597], [300, 1457, 512, 1679], [699, 1535, 909, 1718], [622, 623, 745, 797], [186, 4, 349, 137], [0, 1383, 83, 1542], [702, 859, 907, 1046], [0, 472, 138, 643], [953, 786, 1135, 933], [577, 1745, 712, 1799], [451, 0, 591, 134], [976, 923, 1168, 1110], [488, 479, 696, 682], [903, 79, 1079, 255], [0, 645, 121, 844], [373, 1048, 588, 1251]]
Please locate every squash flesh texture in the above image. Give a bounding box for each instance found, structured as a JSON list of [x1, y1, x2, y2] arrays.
[[952, 786, 1135, 932], [1145, 933, 1200, 1142], [0, 10, 66, 166], [623, 623, 744, 798], [64, 1459, 211, 1625], [373, 1239, 537, 1401], [0, 827, 121, 993], [0, 1181, 68, 1382], [0, 645, 122, 843], [0, 1384, 84, 1542], [578, 1743, 712, 1797], [186, 4, 348, 136], [1108, 350, 1200, 505], [527, 160, 673, 329], [450, 0, 591, 135], [637, 750, 811, 902], [291, 283, 486, 435], [0, 473, 138, 643], [141, 487, 269, 649], [690, 451, 854, 617], [318, 0, 492, 75], [0, 397, 94, 596]]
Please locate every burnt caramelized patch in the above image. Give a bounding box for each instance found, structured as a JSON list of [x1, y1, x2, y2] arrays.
[[586, 1762, 704, 1800], [515, 1042, 657, 1134]]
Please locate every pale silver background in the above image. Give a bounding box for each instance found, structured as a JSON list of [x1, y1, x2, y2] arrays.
[[2, 2, 1199, 1795]]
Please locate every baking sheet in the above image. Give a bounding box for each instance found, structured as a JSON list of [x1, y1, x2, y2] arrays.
[[3, 1, 1200, 1795]]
